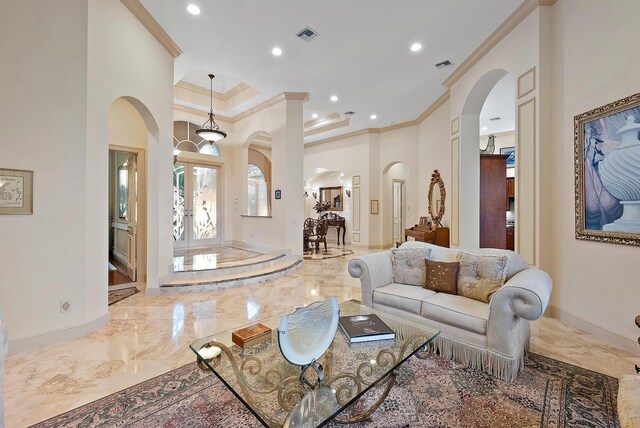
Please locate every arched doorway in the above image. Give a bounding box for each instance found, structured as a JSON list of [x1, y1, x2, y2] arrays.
[[458, 69, 513, 249], [382, 161, 410, 247], [107, 96, 158, 292]]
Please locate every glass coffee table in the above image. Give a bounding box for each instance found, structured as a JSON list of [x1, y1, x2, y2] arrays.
[[190, 300, 439, 427]]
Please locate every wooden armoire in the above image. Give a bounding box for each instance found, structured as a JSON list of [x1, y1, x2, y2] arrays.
[[480, 154, 509, 249]]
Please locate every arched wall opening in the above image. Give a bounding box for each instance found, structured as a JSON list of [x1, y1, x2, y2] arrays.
[[108, 96, 159, 291], [382, 161, 410, 247], [304, 170, 352, 245], [241, 131, 273, 217], [458, 69, 510, 249]]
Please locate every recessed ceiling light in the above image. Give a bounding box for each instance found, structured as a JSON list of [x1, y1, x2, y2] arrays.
[[311, 113, 318, 119], [330, 95, 338, 102], [481, 126, 488, 131], [410, 42, 422, 52], [370, 114, 377, 120], [186, 4, 200, 15], [272, 47, 282, 56]]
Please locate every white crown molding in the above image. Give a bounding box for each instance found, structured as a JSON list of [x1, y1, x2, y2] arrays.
[[175, 81, 251, 101], [120, 0, 182, 58], [303, 116, 350, 137], [304, 113, 340, 129], [305, 90, 450, 148], [173, 103, 232, 123], [443, 0, 556, 88]]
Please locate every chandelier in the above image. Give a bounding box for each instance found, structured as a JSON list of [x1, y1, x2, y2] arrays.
[[195, 74, 227, 143]]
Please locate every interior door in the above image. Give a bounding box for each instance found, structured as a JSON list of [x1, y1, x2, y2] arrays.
[[393, 180, 405, 243], [173, 163, 221, 249], [126, 155, 137, 281]]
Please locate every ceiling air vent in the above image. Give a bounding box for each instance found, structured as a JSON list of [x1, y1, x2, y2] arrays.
[[489, 116, 501, 121], [435, 60, 454, 68], [344, 111, 356, 115], [296, 27, 318, 41]]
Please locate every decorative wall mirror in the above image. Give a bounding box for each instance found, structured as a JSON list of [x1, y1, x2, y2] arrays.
[[319, 186, 343, 211], [428, 170, 446, 227]]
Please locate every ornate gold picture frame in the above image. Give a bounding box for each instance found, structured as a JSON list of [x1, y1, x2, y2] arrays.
[[574, 92, 640, 246], [0, 168, 33, 215]]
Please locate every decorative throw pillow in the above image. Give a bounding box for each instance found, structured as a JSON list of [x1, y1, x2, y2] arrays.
[[391, 247, 432, 286], [456, 252, 508, 303], [424, 259, 459, 294]]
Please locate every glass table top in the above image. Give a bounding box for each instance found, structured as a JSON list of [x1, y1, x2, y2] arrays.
[[190, 300, 439, 427]]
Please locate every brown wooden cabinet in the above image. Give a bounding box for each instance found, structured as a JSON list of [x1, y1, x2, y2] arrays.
[[404, 226, 450, 248], [506, 177, 515, 209], [480, 154, 509, 249]]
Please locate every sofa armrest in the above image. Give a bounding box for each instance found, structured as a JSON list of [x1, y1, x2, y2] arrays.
[[348, 252, 393, 307], [487, 268, 552, 358], [490, 268, 552, 321]]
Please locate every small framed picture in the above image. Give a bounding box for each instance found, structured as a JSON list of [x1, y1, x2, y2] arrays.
[[500, 147, 516, 168], [419, 216, 429, 226], [370, 199, 379, 215], [0, 168, 33, 215], [274, 189, 282, 199]]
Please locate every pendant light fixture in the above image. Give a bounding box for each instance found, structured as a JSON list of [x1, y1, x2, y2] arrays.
[[195, 74, 227, 143]]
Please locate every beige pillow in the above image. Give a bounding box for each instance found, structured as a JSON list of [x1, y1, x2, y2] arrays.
[[424, 259, 459, 294], [391, 247, 432, 286], [456, 252, 508, 303]]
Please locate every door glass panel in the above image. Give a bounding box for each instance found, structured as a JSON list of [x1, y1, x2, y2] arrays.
[[173, 164, 186, 242], [192, 166, 217, 240]]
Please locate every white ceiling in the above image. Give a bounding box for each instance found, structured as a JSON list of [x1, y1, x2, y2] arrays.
[[141, 0, 525, 143]]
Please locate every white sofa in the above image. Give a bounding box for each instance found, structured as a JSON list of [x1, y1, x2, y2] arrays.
[[348, 241, 552, 381]]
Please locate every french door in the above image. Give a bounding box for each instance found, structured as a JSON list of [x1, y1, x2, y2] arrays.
[[173, 163, 221, 249]]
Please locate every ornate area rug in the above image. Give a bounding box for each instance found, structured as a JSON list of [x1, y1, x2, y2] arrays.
[[31, 352, 619, 427], [303, 247, 355, 260], [107, 286, 139, 306]]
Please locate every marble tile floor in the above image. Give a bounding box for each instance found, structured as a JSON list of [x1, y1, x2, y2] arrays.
[[4, 249, 640, 427], [173, 246, 264, 272]]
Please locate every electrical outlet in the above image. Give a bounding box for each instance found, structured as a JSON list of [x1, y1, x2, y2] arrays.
[[60, 301, 71, 313]]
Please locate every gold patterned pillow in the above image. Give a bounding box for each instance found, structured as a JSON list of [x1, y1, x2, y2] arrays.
[[456, 252, 508, 303]]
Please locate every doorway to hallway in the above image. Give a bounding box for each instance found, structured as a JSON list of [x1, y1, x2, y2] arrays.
[[108, 149, 140, 286], [173, 162, 221, 250]]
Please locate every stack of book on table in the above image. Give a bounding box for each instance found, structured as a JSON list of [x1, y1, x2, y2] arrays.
[[339, 314, 395, 343]]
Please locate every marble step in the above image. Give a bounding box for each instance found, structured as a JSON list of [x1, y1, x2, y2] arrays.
[[157, 257, 303, 294], [170, 252, 287, 281]]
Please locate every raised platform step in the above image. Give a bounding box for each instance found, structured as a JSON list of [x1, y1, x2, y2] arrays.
[[157, 256, 302, 294], [171, 252, 287, 280]]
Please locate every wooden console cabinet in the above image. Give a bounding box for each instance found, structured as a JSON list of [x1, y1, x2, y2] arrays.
[[404, 226, 450, 248]]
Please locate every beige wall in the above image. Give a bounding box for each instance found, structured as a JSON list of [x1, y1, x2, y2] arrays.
[[0, 0, 90, 344], [545, 0, 640, 349], [304, 133, 371, 245], [86, 0, 175, 302], [0, 0, 174, 351], [418, 100, 452, 228], [227, 96, 305, 254]]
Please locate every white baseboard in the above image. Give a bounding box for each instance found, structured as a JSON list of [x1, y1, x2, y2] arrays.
[[8, 313, 110, 356], [546, 305, 640, 356]]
